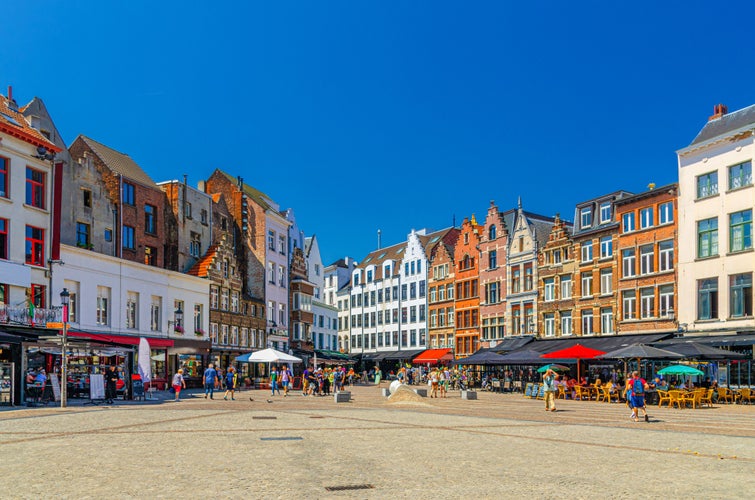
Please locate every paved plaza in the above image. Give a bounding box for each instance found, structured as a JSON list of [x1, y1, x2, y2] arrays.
[[1, 385, 754, 499]]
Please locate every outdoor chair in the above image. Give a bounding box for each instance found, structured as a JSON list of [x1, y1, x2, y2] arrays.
[[669, 390, 685, 409], [699, 388, 713, 407], [573, 386, 585, 401], [557, 385, 566, 399], [717, 387, 735, 404], [738, 388, 755, 404], [596, 386, 608, 403], [656, 390, 671, 407]]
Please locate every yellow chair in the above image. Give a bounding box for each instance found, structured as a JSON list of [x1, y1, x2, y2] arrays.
[[717, 387, 734, 403], [699, 388, 714, 407], [657, 390, 671, 407], [738, 388, 755, 404], [669, 390, 685, 409], [557, 385, 567, 400]]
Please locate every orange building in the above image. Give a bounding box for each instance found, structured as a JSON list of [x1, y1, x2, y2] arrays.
[[427, 234, 458, 350], [454, 215, 483, 356], [614, 184, 678, 334]]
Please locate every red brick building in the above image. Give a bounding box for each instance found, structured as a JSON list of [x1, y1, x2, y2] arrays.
[[479, 201, 509, 345], [454, 215, 483, 356]]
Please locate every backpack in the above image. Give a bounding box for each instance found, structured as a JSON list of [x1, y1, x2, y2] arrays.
[[632, 378, 644, 396]]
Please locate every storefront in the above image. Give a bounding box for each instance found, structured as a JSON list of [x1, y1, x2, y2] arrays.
[[168, 338, 211, 389]]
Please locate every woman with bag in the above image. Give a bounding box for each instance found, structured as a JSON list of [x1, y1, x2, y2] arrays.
[[172, 369, 186, 402]]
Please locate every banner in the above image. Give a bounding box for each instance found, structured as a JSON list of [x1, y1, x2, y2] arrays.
[[138, 337, 152, 384]]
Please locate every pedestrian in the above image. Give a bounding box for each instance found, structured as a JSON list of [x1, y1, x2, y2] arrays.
[[347, 367, 355, 387], [270, 366, 280, 396], [223, 366, 237, 400], [630, 371, 649, 422], [430, 368, 439, 398], [280, 365, 292, 397], [203, 363, 219, 399], [172, 369, 186, 401], [104, 365, 119, 404], [374, 365, 382, 385], [543, 368, 558, 412]]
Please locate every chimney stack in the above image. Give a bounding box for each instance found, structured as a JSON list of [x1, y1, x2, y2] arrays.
[[708, 103, 728, 121]]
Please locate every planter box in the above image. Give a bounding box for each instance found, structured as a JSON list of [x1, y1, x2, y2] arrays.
[[334, 391, 351, 403], [461, 390, 478, 400], [413, 388, 428, 397]]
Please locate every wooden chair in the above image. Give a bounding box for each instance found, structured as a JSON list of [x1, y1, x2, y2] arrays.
[[699, 388, 714, 407], [657, 390, 671, 407]]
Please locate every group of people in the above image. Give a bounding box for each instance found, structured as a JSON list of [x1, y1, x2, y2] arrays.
[[301, 365, 352, 396]]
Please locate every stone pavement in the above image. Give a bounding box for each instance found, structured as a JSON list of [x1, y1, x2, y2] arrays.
[[1, 384, 753, 499]]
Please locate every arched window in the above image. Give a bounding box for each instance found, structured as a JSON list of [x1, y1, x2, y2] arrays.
[[489, 225, 497, 240]]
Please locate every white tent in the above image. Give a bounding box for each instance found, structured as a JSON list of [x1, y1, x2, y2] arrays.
[[236, 348, 302, 364]]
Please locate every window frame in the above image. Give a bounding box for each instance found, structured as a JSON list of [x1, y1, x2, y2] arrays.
[[728, 160, 752, 191], [729, 209, 752, 253], [25, 167, 46, 209], [696, 171, 719, 199], [697, 217, 718, 258], [25, 225, 45, 266]]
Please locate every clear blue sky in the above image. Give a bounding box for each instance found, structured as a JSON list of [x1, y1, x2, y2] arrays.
[[3, 2, 753, 265]]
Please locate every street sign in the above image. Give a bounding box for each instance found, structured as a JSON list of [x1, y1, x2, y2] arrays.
[[46, 322, 64, 329]]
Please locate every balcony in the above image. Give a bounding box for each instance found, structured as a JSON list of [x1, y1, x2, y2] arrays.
[[0, 304, 63, 327]]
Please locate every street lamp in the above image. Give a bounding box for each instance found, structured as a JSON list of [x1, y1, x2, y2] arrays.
[[169, 305, 184, 333], [59, 288, 69, 408]]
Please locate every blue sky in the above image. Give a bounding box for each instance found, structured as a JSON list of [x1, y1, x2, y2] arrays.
[[3, 2, 753, 265]]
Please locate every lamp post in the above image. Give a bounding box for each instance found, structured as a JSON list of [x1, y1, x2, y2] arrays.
[[59, 288, 69, 408]]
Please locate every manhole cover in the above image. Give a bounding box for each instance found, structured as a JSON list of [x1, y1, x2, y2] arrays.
[[260, 437, 303, 441], [325, 484, 374, 492]]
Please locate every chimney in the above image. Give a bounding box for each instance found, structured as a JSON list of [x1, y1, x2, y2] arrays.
[[708, 103, 728, 121], [6, 86, 17, 110]]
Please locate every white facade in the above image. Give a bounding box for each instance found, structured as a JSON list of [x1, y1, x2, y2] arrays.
[[53, 245, 209, 340], [399, 230, 429, 349], [677, 111, 754, 334], [265, 209, 291, 350], [326, 257, 357, 352], [305, 236, 338, 351]]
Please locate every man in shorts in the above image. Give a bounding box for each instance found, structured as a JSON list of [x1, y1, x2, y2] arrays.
[[630, 371, 649, 422]]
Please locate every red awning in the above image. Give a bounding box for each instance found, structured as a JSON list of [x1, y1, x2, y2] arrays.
[[412, 348, 453, 365], [65, 331, 174, 348]]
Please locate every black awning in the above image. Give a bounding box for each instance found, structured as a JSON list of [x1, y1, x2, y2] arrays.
[[383, 349, 425, 360], [490, 336, 536, 353], [656, 333, 755, 348], [507, 333, 674, 356]]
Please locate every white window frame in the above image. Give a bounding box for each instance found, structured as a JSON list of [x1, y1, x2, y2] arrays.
[[640, 245, 654, 275], [581, 272, 593, 298], [581, 242, 593, 263], [599, 236, 612, 259], [581, 309, 594, 335], [599, 202, 611, 223], [560, 312, 572, 335], [600, 269, 612, 295], [622, 290, 636, 320], [544, 278, 555, 302]]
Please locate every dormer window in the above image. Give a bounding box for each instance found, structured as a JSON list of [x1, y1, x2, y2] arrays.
[[580, 207, 592, 229], [599, 202, 611, 223]]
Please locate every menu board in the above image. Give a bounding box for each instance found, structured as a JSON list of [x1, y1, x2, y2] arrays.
[[90, 374, 105, 400], [50, 374, 61, 402]]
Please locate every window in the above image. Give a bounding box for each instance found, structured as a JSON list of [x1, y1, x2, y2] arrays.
[[659, 240, 673, 271], [210, 323, 219, 344], [268, 230, 275, 250], [729, 210, 752, 252], [82, 189, 92, 208], [104, 228, 112, 242], [123, 225, 135, 250], [622, 212, 635, 233], [544, 313, 555, 337], [639, 207, 653, 229], [600, 236, 613, 259], [600, 269, 612, 295], [144, 204, 156, 234], [622, 290, 636, 320], [696, 171, 718, 199], [0, 219, 7, 259], [144, 246, 157, 266], [640, 287, 654, 318], [581, 272, 593, 298], [76, 222, 90, 247], [599, 202, 611, 223], [489, 250, 497, 269], [419, 280, 426, 297], [659, 285, 674, 318], [697, 278, 718, 320], [26, 167, 46, 209], [189, 232, 201, 258], [194, 304, 202, 333], [410, 282, 417, 299], [97, 287, 110, 325], [622, 249, 636, 278], [122, 182, 135, 205], [729, 273, 752, 318], [524, 265, 533, 291], [581, 242, 593, 263], [126, 292, 138, 329], [200, 209, 208, 224], [728, 161, 752, 190], [150, 296, 161, 332], [697, 218, 718, 258], [487, 282, 499, 304], [489, 225, 497, 240], [553, 249, 562, 264], [580, 207, 592, 229], [221, 289, 229, 311], [279, 235, 286, 254], [560, 311, 572, 335], [560, 276, 572, 299], [184, 202, 192, 219], [600, 308, 614, 334], [512, 267, 520, 293], [659, 201, 673, 225], [268, 262, 275, 284], [25, 225, 44, 266], [639, 245, 654, 275], [210, 286, 219, 309], [581, 309, 594, 335], [544, 278, 555, 301], [0, 156, 7, 197]]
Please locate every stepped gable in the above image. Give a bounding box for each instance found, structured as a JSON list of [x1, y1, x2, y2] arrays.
[[77, 135, 157, 187], [187, 245, 219, 277]]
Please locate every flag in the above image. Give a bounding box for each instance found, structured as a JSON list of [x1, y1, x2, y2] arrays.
[[138, 337, 152, 384]]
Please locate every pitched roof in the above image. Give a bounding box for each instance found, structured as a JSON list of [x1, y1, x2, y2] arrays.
[[356, 227, 457, 279], [690, 104, 755, 146], [215, 169, 277, 212], [187, 245, 218, 277], [77, 135, 158, 188], [0, 94, 61, 152]]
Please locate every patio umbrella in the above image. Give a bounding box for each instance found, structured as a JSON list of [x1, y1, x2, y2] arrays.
[[598, 343, 683, 360], [541, 344, 606, 380], [537, 363, 570, 373], [657, 364, 705, 376], [498, 349, 571, 365]]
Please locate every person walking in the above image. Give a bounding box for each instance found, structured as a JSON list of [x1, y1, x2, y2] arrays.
[[630, 371, 650, 422], [430, 368, 439, 398], [280, 365, 292, 397], [171, 369, 186, 401], [203, 364, 219, 399], [374, 365, 382, 385], [223, 366, 237, 400], [104, 365, 119, 404], [543, 368, 558, 412], [270, 366, 280, 396]]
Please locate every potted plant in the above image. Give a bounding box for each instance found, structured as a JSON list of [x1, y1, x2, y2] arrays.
[[195, 328, 205, 336], [174, 325, 185, 334]]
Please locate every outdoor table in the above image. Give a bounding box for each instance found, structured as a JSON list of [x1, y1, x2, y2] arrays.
[[645, 389, 658, 406]]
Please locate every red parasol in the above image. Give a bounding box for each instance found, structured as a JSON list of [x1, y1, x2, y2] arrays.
[[541, 344, 607, 380]]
